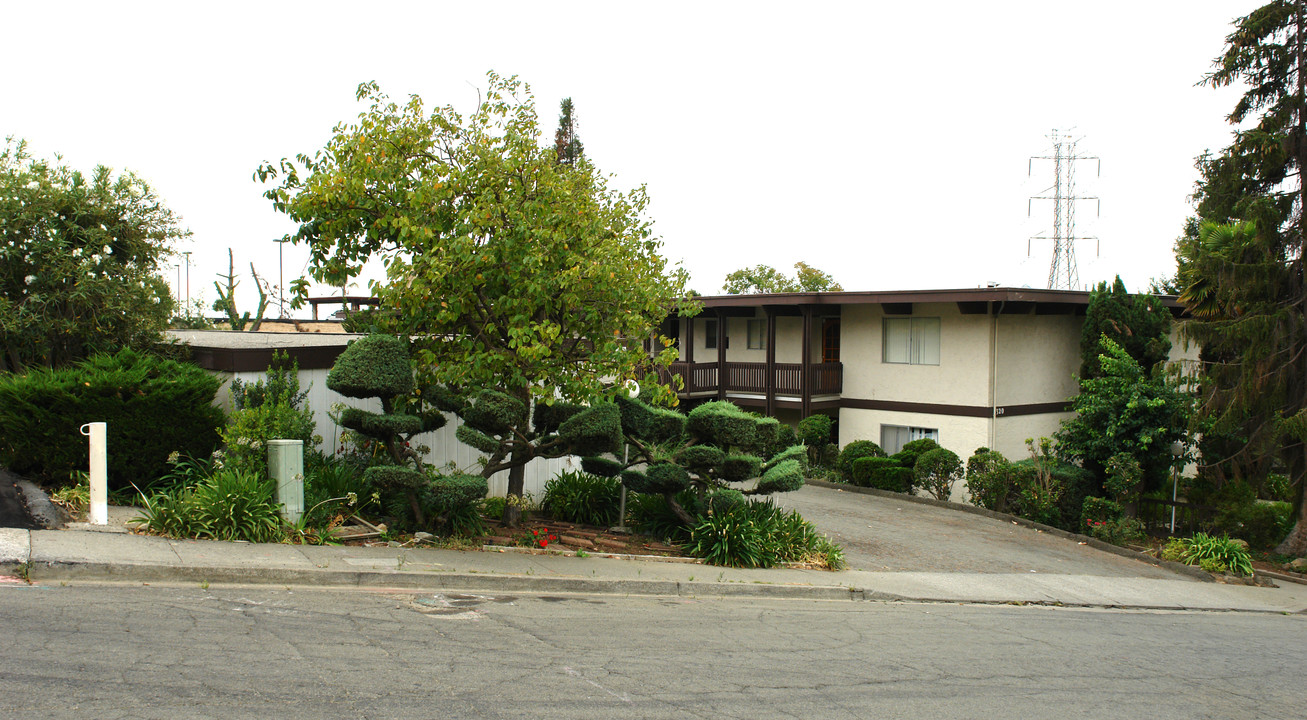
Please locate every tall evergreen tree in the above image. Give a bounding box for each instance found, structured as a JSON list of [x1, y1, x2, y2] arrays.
[[1079, 275, 1172, 380], [1182, 1, 1307, 555], [554, 97, 585, 166]]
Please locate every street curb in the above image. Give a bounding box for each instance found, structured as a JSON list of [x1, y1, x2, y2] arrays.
[[804, 479, 1216, 583], [19, 559, 865, 602]]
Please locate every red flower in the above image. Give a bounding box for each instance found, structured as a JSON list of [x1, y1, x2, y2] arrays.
[[538, 539, 548, 548]]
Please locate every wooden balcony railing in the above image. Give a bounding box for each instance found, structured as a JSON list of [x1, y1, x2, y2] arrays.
[[661, 361, 842, 396]]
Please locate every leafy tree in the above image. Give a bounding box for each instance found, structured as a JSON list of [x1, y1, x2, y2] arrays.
[[0, 138, 185, 372], [721, 262, 843, 294], [579, 398, 805, 526], [554, 97, 585, 166], [256, 74, 690, 523], [1181, 1, 1307, 554], [1079, 275, 1171, 379], [1055, 338, 1192, 493]]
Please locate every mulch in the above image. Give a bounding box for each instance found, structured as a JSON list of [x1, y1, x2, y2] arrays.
[[475, 518, 687, 557]]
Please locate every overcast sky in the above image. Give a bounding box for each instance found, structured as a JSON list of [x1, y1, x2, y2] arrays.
[[3, 1, 1264, 315]]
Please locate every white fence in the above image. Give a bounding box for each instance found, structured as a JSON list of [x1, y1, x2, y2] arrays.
[[215, 367, 577, 499]]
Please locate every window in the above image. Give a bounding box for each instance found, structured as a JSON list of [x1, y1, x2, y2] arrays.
[[747, 319, 767, 350], [705, 319, 718, 349], [883, 317, 940, 365], [880, 425, 938, 455]]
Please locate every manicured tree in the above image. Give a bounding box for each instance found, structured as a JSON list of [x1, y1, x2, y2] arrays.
[[451, 387, 625, 511], [797, 414, 833, 467], [965, 448, 1015, 513], [326, 335, 483, 528], [837, 440, 885, 483], [257, 73, 690, 525], [915, 447, 963, 502], [580, 398, 806, 527], [892, 438, 940, 469]]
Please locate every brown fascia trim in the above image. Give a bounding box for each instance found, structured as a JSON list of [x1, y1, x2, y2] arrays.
[[689, 287, 1186, 317], [188, 344, 348, 373], [840, 398, 1072, 418]]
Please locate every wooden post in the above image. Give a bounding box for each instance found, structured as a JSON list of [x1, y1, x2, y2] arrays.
[[765, 308, 777, 417], [716, 310, 727, 400], [800, 306, 812, 418]]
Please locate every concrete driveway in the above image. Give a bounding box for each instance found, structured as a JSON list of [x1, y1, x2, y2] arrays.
[[776, 483, 1182, 579]]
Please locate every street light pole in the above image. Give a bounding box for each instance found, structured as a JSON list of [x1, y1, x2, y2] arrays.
[[174, 263, 180, 309], [275, 238, 289, 318]]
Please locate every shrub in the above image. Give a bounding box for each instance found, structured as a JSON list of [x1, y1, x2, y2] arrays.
[[1080, 496, 1123, 529], [797, 415, 833, 466], [1104, 452, 1143, 504], [0, 348, 223, 490], [965, 448, 1013, 512], [770, 423, 798, 458], [1087, 516, 1145, 546], [892, 438, 940, 471], [914, 447, 962, 501], [542, 470, 623, 526], [1171, 532, 1254, 576], [852, 456, 913, 492], [837, 440, 885, 482]]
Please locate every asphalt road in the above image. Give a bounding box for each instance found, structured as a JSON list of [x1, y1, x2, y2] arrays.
[[2, 581, 1301, 719], [776, 484, 1181, 578]]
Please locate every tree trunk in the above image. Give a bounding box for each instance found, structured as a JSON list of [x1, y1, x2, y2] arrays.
[[664, 491, 696, 528], [502, 458, 526, 528]]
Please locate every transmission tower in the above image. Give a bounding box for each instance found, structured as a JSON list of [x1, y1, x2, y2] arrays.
[[1028, 129, 1100, 290]]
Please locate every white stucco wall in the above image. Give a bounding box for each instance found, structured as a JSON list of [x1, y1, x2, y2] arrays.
[[839, 303, 992, 406], [992, 313, 1081, 407]]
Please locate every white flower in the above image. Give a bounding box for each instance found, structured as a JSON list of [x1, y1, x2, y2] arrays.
[[102, 245, 111, 254], [24, 275, 36, 285]]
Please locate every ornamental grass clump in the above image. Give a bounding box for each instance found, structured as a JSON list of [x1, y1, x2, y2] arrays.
[[684, 499, 844, 569], [135, 469, 283, 543], [1163, 532, 1254, 577], [542, 470, 622, 527]]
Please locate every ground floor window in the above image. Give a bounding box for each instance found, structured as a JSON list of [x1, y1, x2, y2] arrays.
[[880, 425, 938, 455]]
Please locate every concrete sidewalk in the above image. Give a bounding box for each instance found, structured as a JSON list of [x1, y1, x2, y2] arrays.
[[3, 521, 1306, 613]]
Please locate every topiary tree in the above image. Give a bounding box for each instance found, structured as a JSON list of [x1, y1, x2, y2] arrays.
[[915, 447, 963, 501], [798, 414, 833, 467], [326, 334, 484, 528], [579, 398, 806, 527], [837, 440, 884, 482], [449, 386, 626, 523]]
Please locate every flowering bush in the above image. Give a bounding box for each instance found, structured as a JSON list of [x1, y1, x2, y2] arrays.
[[518, 527, 558, 549], [1, 138, 183, 372]]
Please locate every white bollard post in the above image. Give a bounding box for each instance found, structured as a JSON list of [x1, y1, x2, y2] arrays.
[[80, 422, 108, 525]]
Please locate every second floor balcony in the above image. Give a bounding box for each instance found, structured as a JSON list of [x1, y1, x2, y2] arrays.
[[660, 360, 843, 399]]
